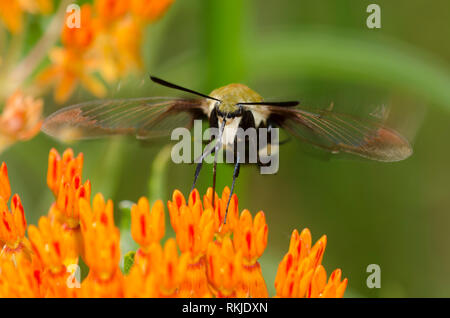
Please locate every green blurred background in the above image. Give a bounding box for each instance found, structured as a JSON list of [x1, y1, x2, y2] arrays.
[[3, 0, 450, 297]]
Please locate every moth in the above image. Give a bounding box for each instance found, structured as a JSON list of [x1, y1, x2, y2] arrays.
[[42, 76, 413, 222]]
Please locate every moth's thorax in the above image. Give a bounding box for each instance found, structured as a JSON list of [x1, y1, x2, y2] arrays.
[[207, 83, 263, 115]]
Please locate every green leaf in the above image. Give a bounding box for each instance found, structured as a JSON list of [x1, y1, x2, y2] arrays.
[[123, 251, 136, 275]]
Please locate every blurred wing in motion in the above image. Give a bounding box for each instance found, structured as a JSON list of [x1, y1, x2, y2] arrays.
[[262, 106, 413, 162], [42, 97, 207, 141]]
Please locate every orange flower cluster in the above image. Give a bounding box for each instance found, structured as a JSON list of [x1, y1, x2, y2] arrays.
[[0, 0, 53, 34], [38, 0, 174, 103], [0, 148, 347, 298], [0, 91, 43, 153], [274, 229, 347, 297]]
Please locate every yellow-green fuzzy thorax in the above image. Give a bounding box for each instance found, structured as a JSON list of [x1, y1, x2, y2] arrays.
[[209, 84, 263, 114]]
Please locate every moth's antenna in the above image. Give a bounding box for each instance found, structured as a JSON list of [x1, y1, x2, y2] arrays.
[[237, 101, 299, 107], [150, 75, 222, 102]]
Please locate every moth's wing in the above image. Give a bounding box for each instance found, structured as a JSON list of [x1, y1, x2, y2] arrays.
[[42, 97, 208, 141], [261, 106, 412, 162]]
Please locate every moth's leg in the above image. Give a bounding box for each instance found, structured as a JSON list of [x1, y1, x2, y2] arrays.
[[224, 152, 240, 224], [193, 119, 226, 201], [212, 142, 217, 208], [191, 161, 203, 194], [191, 144, 214, 193]]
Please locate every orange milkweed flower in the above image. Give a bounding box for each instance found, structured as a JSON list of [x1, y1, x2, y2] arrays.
[[0, 148, 348, 298], [47, 148, 84, 198], [91, 15, 143, 83], [37, 1, 174, 102], [126, 196, 191, 298], [0, 163, 31, 261], [131, 197, 165, 252], [0, 0, 52, 34], [47, 148, 89, 264], [79, 193, 123, 297], [274, 229, 348, 298], [37, 47, 107, 104], [0, 162, 11, 201], [130, 0, 174, 23], [37, 4, 106, 103], [168, 189, 214, 297], [0, 253, 41, 297], [95, 0, 129, 25], [130, 197, 166, 275], [125, 238, 189, 297], [61, 4, 96, 51], [0, 91, 43, 153], [206, 236, 242, 298], [203, 187, 239, 239], [27, 216, 76, 297], [233, 209, 269, 297]]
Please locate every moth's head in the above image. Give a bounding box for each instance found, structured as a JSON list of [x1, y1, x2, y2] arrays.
[[208, 83, 263, 120]]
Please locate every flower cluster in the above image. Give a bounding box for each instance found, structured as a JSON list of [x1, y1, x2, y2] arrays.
[[0, 91, 43, 153], [0, 0, 173, 153], [38, 0, 174, 103], [0, 0, 52, 34], [0, 148, 347, 297]]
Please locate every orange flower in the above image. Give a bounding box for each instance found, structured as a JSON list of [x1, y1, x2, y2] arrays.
[[47, 148, 88, 263], [37, 4, 106, 103], [0, 163, 31, 260], [274, 229, 348, 298], [127, 196, 187, 297], [0, 0, 52, 34], [27, 216, 76, 297], [206, 237, 242, 297], [167, 189, 214, 297], [131, 198, 165, 251], [90, 15, 143, 83], [233, 209, 269, 297], [0, 162, 11, 201], [37, 1, 174, 102], [91, 0, 173, 83], [0, 91, 43, 152], [125, 239, 189, 297], [95, 0, 128, 26], [168, 189, 214, 259], [131, 0, 174, 22], [0, 148, 348, 298], [47, 148, 84, 198], [129, 197, 165, 281], [62, 4, 96, 51], [203, 187, 239, 239], [79, 193, 123, 297], [38, 46, 107, 103], [0, 253, 41, 297], [47, 147, 88, 225], [150, 239, 189, 297], [28, 216, 70, 272]]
